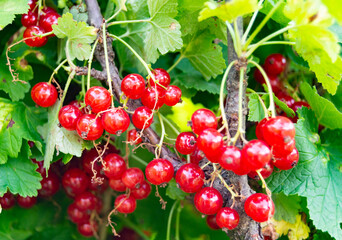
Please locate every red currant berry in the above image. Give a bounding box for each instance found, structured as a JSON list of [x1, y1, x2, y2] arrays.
[[32, 158, 46, 177], [232, 161, 251, 176], [277, 91, 295, 109], [244, 193, 274, 222], [89, 178, 108, 193], [132, 106, 153, 129], [248, 161, 274, 180], [0, 192, 15, 209], [253, 69, 282, 94], [164, 85, 181, 106], [216, 207, 240, 230], [77, 221, 98, 237], [131, 181, 151, 200], [115, 194, 137, 214], [197, 128, 223, 161], [272, 138, 296, 156], [206, 215, 220, 230], [264, 53, 287, 76], [145, 158, 174, 185], [75, 191, 97, 211], [262, 116, 295, 147], [21, 11, 38, 27], [28, 0, 36, 10], [241, 140, 271, 171], [141, 87, 165, 110], [255, 118, 268, 141], [58, 105, 83, 131], [175, 163, 204, 193], [291, 101, 310, 112], [81, 148, 103, 176], [17, 195, 37, 208], [190, 148, 204, 164], [218, 146, 242, 171], [38, 172, 60, 197], [194, 187, 223, 215], [273, 147, 299, 170], [76, 114, 104, 141], [41, 6, 57, 14], [102, 108, 130, 135], [121, 74, 146, 99], [109, 178, 126, 192], [68, 203, 90, 224], [69, 100, 86, 114], [121, 168, 145, 189], [39, 12, 60, 34], [23, 26, 48, 47], [148, 68, 170, 89], [31, 82, 58, 107], [62, 168, 89, 197], [84, 86, 111, 113], [127, 129, 142, 144], [175, 132, 197, 155], [191, 109, 217, 135], [103, 153, 126, 179]]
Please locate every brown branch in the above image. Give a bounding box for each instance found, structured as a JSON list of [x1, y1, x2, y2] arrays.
[[75, 66, 107, 81]]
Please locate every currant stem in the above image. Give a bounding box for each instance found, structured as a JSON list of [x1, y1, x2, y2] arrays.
[[241, 0, 265, 44], [247, 41, 295, 49], [87, 38, 99, 91], [65, 40, 77, 70], [226, 21, 238, 55], [107, 19, 151, 27], [160, 114, 180, 135], [48, 59, 68, 84], [167, 54, 184, 73], [156, 112, 166, 158], [166, 200, 179, 240], [175, 204, 182, 240], [256, 170, 272, 197], [130, 154, 148, 167], [105, 5, 123, 23]]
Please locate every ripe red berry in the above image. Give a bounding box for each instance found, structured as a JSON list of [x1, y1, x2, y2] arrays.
[[255, 118, 268, 141], [264, 53, 287, 76], [69, 100, 85, 113], [23, 26, 48, 47], [175, 163, 204, 193], [291, 101, 310, 112], [17, 195, 37, 208], [62, 168, 89, 197], [127, 129, 142, 144], [262, 116, 295, 147], [253, 69, 282, 94], [273, 147, 299, 170], [115, 194, 137, 214], [121, 168, 145, 189], [244, 193, 274, 222], [131, 181, 151, 199], [191, 109, 217, 135], [194, 187, 223, 215], [206, 215, 220, 230], [121, 74, 146, 99], [58, 105, 83, 131], [21, 11, 38, 27], [132, 106, 153, 129], [28, 0, 36, 10], [0, 192, 15, 209], [248, 161, 274, 180], [41, 6, 57, 14], [39, 12, 60, 33], [277, 91, 295, 109], [81, 148, 103, 176], [148, 68, 170, 89], [68, 203, 90, 224], [216, 207, 240, 230], [103, 153, 126, 179], [32, 158, 46, 177], [164, 85, 181, 106], [175, 132, 197, 155], [76, 114, 104, 141], [31, 82, 58, 107], [272, 138, 296, 156], [190, 147, 204, 165], [102, 108, 130, 135], [109, 178, 126, 192], [242, 140, 271, 171], [77, 221, 98, 237], [84, 86, 111, 113], [218, 145, 242, 171], [141, 87, 165, 110], [197, 128, 223, 161], [145, 158, 174, 185], [38, 172, 60, 197], [75, 191, 97, 211], [89, 178, 108, 193]]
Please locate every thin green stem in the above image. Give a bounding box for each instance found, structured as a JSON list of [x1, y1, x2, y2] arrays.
[[65, 40, 76, 69], [244, 0, 283, 49], [234, 19, 242, 57], [130, 154, 148, 166], [102, 24, 114, 108], [241, 0, 265, 44], [106, 7, 122, 23], [48, 59, 68, 84], [166, 201, 179, 240], [217, 173, 237, 199], [37, 0, 42, 22], [156, 112, 165, 158], [226, 21, 238, 55], [107, 19, 151, 27], [160, 114, 180, 135], [81, 75, 86, 97], [167, 54, 184, 73], [87, 38, 99, 91], [247, 41, 295, 49], [175, 204, 182, 240]]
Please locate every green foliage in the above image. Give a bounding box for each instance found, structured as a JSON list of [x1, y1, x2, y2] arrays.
[[247, 92, 266, 121], [321, 0, 342, 25], [166, 179, 187, 200], [272, 193, 302, 224], [260, 0, 289, 26], [0, 0, 29, 30]]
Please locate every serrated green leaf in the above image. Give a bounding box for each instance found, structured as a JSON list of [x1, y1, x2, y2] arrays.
[[272, 93, 295, 117], [321, 0, 342, 25], [260, 0, 290, 26], [0, 0, 29, 30], [300, 82, 342, 129], [267, 108, 342, 240], [68, 4, 89, 22], [272, 193, 302, 224], [198, 0, 258, 22], [248, 93, 266, 122], [166, 179, 188, 200]]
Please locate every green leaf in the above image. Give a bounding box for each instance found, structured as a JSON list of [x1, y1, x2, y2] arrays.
[[272, 93, 295, 117], [68, 4, 89, 22], [260, 0, 290, 26], [166, 179, 187, 200], [0, 0, 29, 30], [300, 82, 342, 129], [272, 193, 302, 224], [321, 0, 342, 25], [267, 108, 342, 240], [248, 93, 266, 122], [52, 13, 97, 61], [198, 0, 259, 22], [0, 143, 42, 197]]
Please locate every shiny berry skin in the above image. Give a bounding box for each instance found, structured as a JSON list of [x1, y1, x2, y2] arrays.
[[190, 148, 204, 164], [89, 178, 108, 193], [58, 105, 83, 131], [272, 138, 296, 156], [23, 26, 48, 47], [175, 132, 197, 155], [232, 160, 251, 176], [262, 116, 296, 147], [115, 194, 137, 214], [38, 172, 60, 197], [141, 87, 165, 110], [21, 11, 38, 27], [68, 203, 90, 224], [103, 153, 126, 179], [248, 161, 274, 180], [145, 158, 174, 185], [39, 12, 60, 33], [102, 108, 130, 135], [121, 74, 146, 99], [17, 196, 37, 208], [256, 118, 268, 141], [127, 129, 142, 144], [264, 53, 287, 76], [76, 114, 104, 141], [242, 140, 272, 171], [194, 187, 223, 215], [148, 68, 170, 89], [216, 207, 240, 229], [277, 91, 295, 108], [62, 168, 89, 197], [69, 100, 85, 113], [197, 128, 223, 161], [121, 168, 144, 189], [244, 193, 274, 222], [131, 181, 151, 199], [0, 192, 15, 209], [109, 178, 126, 192], [218, 146, 242, 171], [41, 6, 57, 14], [31, 82, 58, 107], [81, 148, 103, 176], [191, 109, 217, 135], [132, 106, 153, 129], [84, 86, 111, 113], [164, 85, 182, 106], [206, 215, 220, 230], [175, 163, 204, 193], [77, 221, 98, 237], [273, 147, 299, 170], [28, 0, 36, 10], [75, 191, 97, 211]]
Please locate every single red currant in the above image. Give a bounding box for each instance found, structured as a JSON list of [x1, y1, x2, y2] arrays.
[[103, 153, 126, 179], [76, 114, 104, 140], [69, 100, 85, 114], [17, 196, 37, 208], [41, 6, 57, 14], [115, 194, 137, 214], [244, 193, 274, 222], [102, 108, 130, 135], [121, 168, 145, 189], [218, 145, 242, 171], [62, 168, 89, 197], [197, 128, 223, 161], [109, 178, 127, 192], [145, 158, 174, 185], [23, 26, 48, 47], [81, 148, 103, 176], [206, 215, 220, 230], [127, 129, 142, 144], [141, 86, 165, 110], [262, 116, 296, 147], [131, 181, 151, 199], [75, 191, 97, 211], [148, 68, 170, 89], [164, 85, 182, 106], [216, 207, 240, 230], [77, 221, 98, 237], [38, 172, 60, 197], [194, 187, 223, 215], [21, 11, 38, 27], [31, 82, 58, 107], [58, 105, 83, 131], [132, 106, 153, 129], [264, 53, 287, 76], [272, 138, 296, 156], [277, 91, 295, 109], [248, 161, 274, 180], [255, 118, 268, 141], [89, 178, 108, 193], [175, 132, 197, 155], [190, 148, 204, 164], [68, 203, 90, 224], [28, 0, 36, 10], [191, 109, 217, 135], [0, 192, 15, 209], [175, 163, 204, 193], [84, 86, 111, 113], [39, 12, 60, 34], [273, 147, 299, 170], [241, 140, 271, 171], [121, 74, 146, 99]]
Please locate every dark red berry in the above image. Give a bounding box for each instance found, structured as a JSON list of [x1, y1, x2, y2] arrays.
[[127, 129, 142, 144], [132, 106, 153, 129], [28, 0, 36, 10], [24, 26, 48, 47], [121, 74, 145, 99], [277, 91, 295, 109], [264, 53, 287, 76], [68, 203, 90, 224], [145, 158, 174, 185], [141, 87, 165, 110], [109, 178, 126, 192], [197, 128, 223, 161], [121, 168, 144, 189], [241, 140, 272, 171], [131, 181, 151, 199], [103, 153, 126, 179], [89, 178, 108, 193], [38, 172, 60, 197], [115, 194, 136, 214], [218, 146, 242, 171], [39, 12, 60, 33], [244, 193, 274, 222], [17, 195, 36, 208], [191, 109, 217, 135], [291, 101, 310, 113], [194, 187, 223, 215], [148, 68, 170, 89], [175, 163, 204, 193], [262, 116, 295, 147], [253, 69, 282, 94], [31, 82, 58, 107], [84, 86, 111, 113], [75, 191, 97, 211], [21, 11, 38, 27], [190, 148, 204, 164], [32, 159, 46, 177], [248, 161, 274, 180], [76, 114, 104, 140], [206, 215, 220, 230], [62, 168, 89, 197], [216, 207, 240, 230], [81, 148, 103, 176], [0, 192, 15, 209], [273, 147, 299, 170], [58, 105, 83, 131], [164, 85, 181, 106], [102, 108, 130, 135], [175, 132, 197, 155], [77, 221, 98, 237]]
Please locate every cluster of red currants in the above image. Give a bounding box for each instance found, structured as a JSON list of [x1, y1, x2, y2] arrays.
[[21, 0, 60, 47]]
